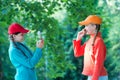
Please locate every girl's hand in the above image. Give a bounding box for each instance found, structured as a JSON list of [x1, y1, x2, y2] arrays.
[[36, 39, 44, 48], [76, 29, 86, 41]]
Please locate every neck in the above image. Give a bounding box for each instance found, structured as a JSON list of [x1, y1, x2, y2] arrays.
[[90, 32, 101, 39]]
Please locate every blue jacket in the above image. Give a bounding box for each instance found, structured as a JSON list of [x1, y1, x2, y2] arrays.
[[9, 41, 42, 80]]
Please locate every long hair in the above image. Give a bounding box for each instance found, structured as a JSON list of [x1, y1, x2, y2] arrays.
[[92, 24, 100, 46], [9, 32, 20, 47]]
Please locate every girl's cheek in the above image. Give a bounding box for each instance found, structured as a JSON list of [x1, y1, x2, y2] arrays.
[[87, 30, 92, 34]]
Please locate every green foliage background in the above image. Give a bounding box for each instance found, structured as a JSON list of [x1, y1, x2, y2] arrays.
[[0, 0, 120, 80]]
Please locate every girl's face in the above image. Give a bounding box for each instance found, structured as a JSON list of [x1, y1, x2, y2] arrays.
[[85, 24, 96, 35], [13, 33, 25, 42]]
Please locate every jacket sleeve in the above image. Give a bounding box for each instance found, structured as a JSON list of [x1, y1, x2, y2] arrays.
[[10, 48, 42, 69], [73, 40, 86, 57], [92, 39, 106, 80]]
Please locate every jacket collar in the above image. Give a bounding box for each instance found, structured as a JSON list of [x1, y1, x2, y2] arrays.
[[10, 41, 24, 47]]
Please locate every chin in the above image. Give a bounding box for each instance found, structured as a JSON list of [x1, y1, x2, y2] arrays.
[[86, 32, 90, 35], [20, 39, 24, 42]]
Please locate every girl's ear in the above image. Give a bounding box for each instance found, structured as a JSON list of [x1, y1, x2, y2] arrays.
[[12, 35, 16, 39], [94, 24, 97, 29], [91, 24, 96, 29], [94, 25, 97, 32]]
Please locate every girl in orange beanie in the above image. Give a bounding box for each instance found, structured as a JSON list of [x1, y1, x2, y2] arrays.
[[73, 15, 108, 80]]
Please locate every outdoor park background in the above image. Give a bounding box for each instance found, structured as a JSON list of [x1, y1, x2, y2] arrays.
[[0, 0, 120, 80]]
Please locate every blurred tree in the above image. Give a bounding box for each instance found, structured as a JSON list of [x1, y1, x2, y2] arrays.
[[0, 60, 3, 80], [100, 0, 120, 79], [0, 0, 120, 80], [106, 17, 120, 79]]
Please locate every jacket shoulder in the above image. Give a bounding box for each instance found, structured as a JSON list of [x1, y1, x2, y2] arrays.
[[94, 37, 105, 46]]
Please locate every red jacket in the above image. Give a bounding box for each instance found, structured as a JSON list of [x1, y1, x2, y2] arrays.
[[73, 32, 107, 80]]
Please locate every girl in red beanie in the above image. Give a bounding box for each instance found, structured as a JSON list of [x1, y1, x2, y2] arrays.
[[8, 23, 44, 80]]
